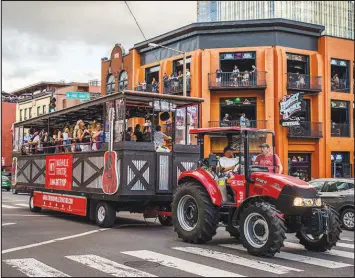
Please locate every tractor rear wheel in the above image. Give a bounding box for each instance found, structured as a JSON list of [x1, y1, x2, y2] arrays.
[[296, 208, 341, 252], [172, 181, 219, 244], [240, 201, 286, 257]]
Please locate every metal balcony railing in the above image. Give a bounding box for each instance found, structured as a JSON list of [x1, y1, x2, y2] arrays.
[[331, 79, 350, 92], [331, 123, 351, 137], [135, 78, 192, 95], [135, 84, 160, 93], [288, 121, 323, 138], [287, 73, 322, 91], [208, 71, 267, 89], [209, 120, 268, 129]]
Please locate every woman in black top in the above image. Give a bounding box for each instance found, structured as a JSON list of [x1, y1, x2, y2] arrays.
[[134, 124, 144, 142]]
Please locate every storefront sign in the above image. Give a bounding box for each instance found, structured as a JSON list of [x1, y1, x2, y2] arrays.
[[331, 59, 348, 67], [280, 93, 304, 126], [45, 155, 73, 191], [222, 97, 256, 106], [331, 100, 348, 109], [220, 52, 255, 60], [33, 191, 87, 216], [286, 53, 308, 62]]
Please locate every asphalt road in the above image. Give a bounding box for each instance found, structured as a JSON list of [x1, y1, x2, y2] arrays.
[[2, 191, 354, 277]]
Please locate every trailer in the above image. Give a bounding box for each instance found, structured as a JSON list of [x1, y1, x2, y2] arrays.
[[11, 90, 203, 227]]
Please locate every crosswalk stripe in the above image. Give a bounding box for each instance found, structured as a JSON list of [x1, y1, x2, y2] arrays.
[[2, 205, 18, 209], [173, 246, 303, 274], [2, 223, 16, 226], [122, 250, 244, 277], [283, 242, 354, 259], [66, 254, 155, 277], [220, 244, 352, 269], [3, 258, 70, 277], [336, 242, 354, 249], [14, 203, 28, 207], [340, 238, 354, 242]]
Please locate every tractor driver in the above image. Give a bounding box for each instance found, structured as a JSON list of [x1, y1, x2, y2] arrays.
[[218, 146, 240, 175], [254, 143, 283, 174]]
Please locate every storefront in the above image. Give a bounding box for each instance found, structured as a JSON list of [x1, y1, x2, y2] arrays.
[[288, 153, 312, 181], [219, 97, 257, 127], [331, 152, 352, 178]]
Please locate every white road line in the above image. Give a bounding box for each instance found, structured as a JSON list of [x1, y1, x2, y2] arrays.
[[3, 258, 70, 277], [2, 223, 16, 226], [173, 246, 302, 274], [14, 203, 28, 207], [122, 250, 244, 277], [2, 229, 109, 254], [220, 244, 352, 269], [2, 205, 18, 209], [340, 238, 354, 242], [336, 242, 354, 249], [283, 242, 354, 259], [66, 254, 155, 277]]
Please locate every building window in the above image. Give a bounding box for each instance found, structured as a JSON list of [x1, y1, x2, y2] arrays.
[[29, 107, 32, 118], [331, 100, 350, 137], [219, 52, 256, 72], [331, 152, 352, 178], [63, 99, 67, 109], [173, 57, 191, 75], [20, 109, 23, 121], [286, 53, 310, 88], [331, 58, 350, 92], [118, 70, 128, 91], [288, 153, 311, 182], [37, 106, 40, 116], [106, 74, 115, 95], [24, 108, 28, 120], [43, 105, 46, 114], [145, 65, 160, 93]]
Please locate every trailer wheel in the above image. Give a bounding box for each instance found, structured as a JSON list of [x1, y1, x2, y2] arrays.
[[240, 201, 286, 257], [296, 208, 341, 252], [29, 195, 41, 213], [95, 202, 116, 228], [172, 181, 219, 244], [158, 215, 173, 226]]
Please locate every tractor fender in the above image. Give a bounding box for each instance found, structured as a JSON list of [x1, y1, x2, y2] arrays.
[[178, 169, 222, 206], [234, 195, 279, 222]]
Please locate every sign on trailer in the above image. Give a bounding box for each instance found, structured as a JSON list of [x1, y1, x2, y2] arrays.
[[66, 92, 91, 101]]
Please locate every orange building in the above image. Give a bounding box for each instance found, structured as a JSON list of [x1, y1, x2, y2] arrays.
[[101, 19, 354, 180]]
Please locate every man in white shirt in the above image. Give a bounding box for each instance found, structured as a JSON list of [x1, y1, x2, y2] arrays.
[[154, 125, 171, 148], [218, 146, 240, 174]]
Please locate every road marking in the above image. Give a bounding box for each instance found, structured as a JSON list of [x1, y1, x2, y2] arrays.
[[122, 250, 244, 277], [283, 242, 354, 259], [14, 203, 28, 207], [340, 237, 354, 242], [2, 214, 48, 217], [2, 229, 110, 254], [2, 223, 16, 226], [336, 242, 354, 249], [3, 258, 70, 277], [220, 244, 352, 269], [173, 246, 302, 274], [66, 254, 155, 277], [2, 205, 18, 209]]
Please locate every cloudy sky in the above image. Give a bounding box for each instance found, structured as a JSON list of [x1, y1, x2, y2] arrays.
[[2, 1, 197, 92]]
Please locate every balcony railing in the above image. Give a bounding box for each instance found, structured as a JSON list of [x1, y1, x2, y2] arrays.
[[331, 79, 350, 92], [288, 121, 323, 138], [209, 120, 268, 129], [135, 78, 191, 95], [286, 73, 322, 91], [135, 84, 160, 93], [331, 123, 351, 137], [208, 71, 267, 89]]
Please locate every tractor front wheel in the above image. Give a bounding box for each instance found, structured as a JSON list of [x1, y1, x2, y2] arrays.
[[172, 181, 219, 244], [240, 201, 286, 257]]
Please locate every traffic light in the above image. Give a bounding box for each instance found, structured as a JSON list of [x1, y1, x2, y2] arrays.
[[49, 97, 56, 112]]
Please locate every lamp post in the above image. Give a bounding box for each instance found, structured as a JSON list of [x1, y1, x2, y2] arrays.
[[148, 43, 187, 97]]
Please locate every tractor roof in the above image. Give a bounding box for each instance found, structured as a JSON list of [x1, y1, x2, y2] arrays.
[[189, 127, 274, 135]]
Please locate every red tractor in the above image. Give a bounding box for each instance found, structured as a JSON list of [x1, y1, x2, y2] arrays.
[[172, 127, 342, 257]]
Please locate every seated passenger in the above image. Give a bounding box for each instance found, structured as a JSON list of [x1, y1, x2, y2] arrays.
[[218, 146, 240, 175], [154, 125, 171, 148], [125, 127, 133, 141], [134, 124, 144, 142]]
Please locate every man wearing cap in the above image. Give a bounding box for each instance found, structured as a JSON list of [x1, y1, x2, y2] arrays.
[[254, 143, 283, 174], [218, 146, 240, 174]]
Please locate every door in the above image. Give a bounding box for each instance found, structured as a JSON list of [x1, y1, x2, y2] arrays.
[[318, 181, 349, 211]]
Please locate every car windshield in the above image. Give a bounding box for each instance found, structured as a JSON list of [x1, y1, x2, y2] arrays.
[[309, 181, 324, 191]]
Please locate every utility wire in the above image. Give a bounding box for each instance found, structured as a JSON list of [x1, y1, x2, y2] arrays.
[[124, 1, 160, 64]]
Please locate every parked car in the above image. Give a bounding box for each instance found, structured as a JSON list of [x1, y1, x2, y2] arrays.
[[308, 178, 354, 231], [1, 174, 11, 191]]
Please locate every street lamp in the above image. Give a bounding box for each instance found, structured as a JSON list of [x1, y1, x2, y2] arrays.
[[148, 43, 187, 97]]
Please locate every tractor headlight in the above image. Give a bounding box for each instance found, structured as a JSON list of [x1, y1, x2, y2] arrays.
[[293, 197, 322, 207]]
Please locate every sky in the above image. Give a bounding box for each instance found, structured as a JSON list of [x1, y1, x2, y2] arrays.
[[2, 1, 197, 92]]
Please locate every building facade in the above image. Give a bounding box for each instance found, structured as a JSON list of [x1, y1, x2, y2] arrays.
[[101, 18, 354, 179], [197, 1, 354, 40], [1, 102, 16, 171]]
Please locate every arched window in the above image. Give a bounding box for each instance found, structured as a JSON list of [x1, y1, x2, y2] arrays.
[[118, 70, 128, 91], [106, 74, 115, 95]]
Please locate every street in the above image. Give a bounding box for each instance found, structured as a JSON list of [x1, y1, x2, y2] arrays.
[[2, 191, 354, 277]]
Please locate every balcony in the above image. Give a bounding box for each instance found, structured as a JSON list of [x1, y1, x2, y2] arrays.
[[286, 73, 322, 92], [331, 123, 351, 137], [209, 120, 268, 129], [208, 71, 267, 90], [288, 121, 323, 138], [331, 79, 350, 93], [135, 78, 191, 96]]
